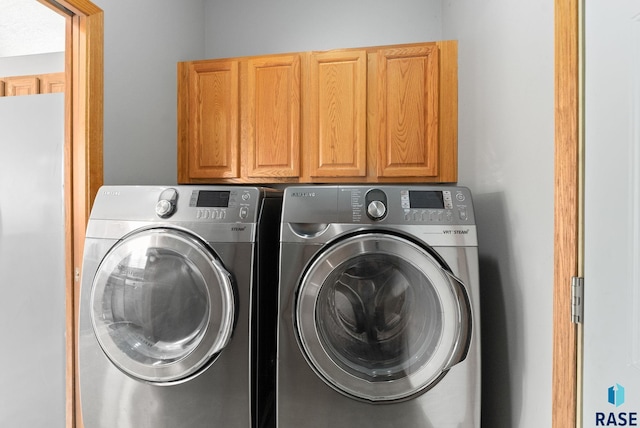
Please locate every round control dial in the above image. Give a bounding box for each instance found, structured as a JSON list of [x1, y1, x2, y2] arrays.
[[155, 188, 178, 218], [365, 189, 388, 221], [155, 199, 175, 218], [367, 200, 387, 220]]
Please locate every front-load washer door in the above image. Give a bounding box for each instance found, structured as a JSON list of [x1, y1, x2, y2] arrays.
[[296, 233, 471, 402], [90, 227, 235, 384]]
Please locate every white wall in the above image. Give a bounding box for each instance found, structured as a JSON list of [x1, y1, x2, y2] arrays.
[[94, 0, 206, 185], [443, 2, 555, 427]]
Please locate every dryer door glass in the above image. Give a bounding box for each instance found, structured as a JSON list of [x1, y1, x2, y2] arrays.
[[91, 228, 235, 383], [296, 233, 471, 402]]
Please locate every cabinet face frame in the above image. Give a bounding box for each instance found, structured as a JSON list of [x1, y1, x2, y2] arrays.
[[36, 1, 104, 427]]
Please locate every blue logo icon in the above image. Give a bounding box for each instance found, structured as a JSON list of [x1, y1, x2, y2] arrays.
[[609, 384, 626, 407]]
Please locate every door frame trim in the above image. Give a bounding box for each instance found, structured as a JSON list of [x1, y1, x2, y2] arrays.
[[38, 1, 103, 427], [553, 0, 582, 426]]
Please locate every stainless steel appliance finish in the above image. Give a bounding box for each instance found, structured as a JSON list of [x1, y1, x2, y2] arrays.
[[277, 185, 480, 428], [79, 185, 281, 428]]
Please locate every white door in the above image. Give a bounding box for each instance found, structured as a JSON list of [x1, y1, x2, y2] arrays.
[[582, 0, 640, 426], [0, 94, 65, 427]]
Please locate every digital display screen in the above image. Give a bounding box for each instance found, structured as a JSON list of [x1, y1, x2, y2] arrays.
[[409, 191, 444, 209], [196, 191, 230, 207]]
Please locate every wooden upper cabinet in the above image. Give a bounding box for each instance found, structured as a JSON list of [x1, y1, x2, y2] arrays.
[[0, 73, 65, 97], [245, 54, 301, 178], [4, 76, 40, 96], [375, 44, 439, 178], [178, 59, 240, 181], [41, 73, 65, 94], [177, 41, 457, 184], [308, 50, 367, 178]]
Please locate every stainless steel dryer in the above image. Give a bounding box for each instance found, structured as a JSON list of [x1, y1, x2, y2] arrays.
[[79, 185, 281, 428], [277, 185, 480, 428]]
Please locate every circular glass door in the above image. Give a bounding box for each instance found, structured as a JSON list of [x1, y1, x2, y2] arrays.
[[296, 233, 471, 402], [91, 228, 235, 384]]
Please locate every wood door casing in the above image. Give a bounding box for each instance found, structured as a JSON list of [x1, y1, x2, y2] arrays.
[[38, 1, 104, 427], [553, 0, 581, 427]]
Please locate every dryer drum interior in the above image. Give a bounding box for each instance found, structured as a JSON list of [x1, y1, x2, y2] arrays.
[[295, 233, 472, 402], [90, 227, 236, 384]]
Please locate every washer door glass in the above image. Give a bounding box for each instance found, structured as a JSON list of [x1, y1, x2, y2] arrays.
[[296, 233, 471, 402], [91, 228, 235, 383]]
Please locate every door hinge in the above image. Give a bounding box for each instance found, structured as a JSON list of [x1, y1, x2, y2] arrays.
[[571, 276, 584, 324]]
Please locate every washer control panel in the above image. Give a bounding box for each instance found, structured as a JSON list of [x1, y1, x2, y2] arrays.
[[337, 186, 474, 225], [400, 189, 471, 223]]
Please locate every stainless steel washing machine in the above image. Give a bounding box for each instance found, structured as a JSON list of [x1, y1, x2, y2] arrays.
[[277, 185, 480, 428], [79, 185, 281, 428]]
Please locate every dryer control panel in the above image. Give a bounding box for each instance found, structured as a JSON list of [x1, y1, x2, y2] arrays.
[[188, 188, 257, 222]]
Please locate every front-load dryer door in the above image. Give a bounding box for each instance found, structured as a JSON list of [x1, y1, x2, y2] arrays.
[[90, 228, 235, 384], [296, 233, 471, 402]]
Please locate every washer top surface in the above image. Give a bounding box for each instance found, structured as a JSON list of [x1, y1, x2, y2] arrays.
[[281, 185, 477, 247]]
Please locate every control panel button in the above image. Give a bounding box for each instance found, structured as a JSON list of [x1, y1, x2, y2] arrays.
[[459, 207, 468, 221], [239, 206, 249, 219], [443, 191, 454, 209]]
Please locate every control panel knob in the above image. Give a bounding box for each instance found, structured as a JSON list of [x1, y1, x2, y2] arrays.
[[155, 200, 174, 217], [367, 200, 387, 220], [156, 188, 178, 218]]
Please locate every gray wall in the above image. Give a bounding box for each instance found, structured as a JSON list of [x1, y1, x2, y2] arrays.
[[443, 2, 554, 427], [0, 52, 64, 76], [204, 0, 442, 57], [94, 0, 554, 426], [94, 0, 206, 185]]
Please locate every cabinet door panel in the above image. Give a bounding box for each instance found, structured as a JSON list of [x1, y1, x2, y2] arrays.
[[4, 76, 39, 96], [189, 60, 240, 179], [377, 45, 439, 178], [246, 55, 300, 178], [309, 50, 367, 178], [41, 73, 65, 94]]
